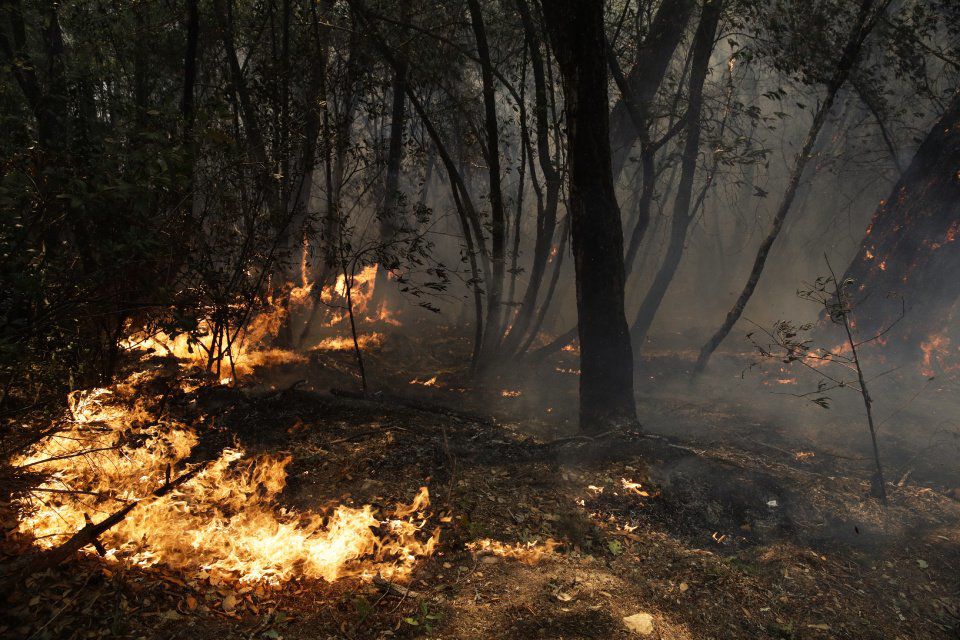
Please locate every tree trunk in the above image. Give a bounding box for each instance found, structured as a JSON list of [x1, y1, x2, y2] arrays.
[[694, 0, 882, 373], [467, 0, 508, 356], [608, 0, 697, 180], [837, 89, 960, 354], [500, 0, 564, 357], [630, 0, 723, 351], [541, 0, 637, 432], [372, 59, 408, 310]]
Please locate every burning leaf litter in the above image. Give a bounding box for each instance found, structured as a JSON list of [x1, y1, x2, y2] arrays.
[[13, 378, 438, 585]]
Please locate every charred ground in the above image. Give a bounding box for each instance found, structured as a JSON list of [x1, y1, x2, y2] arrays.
[[3, 340, 958, 639]]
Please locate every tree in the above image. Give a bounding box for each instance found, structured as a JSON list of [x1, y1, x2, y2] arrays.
[[695, 0, 886, 372], [540, 0, 637, 432], [835, 89, 960, 353]]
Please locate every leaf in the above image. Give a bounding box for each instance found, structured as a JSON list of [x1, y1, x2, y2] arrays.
[[916, 559, 928, 569], [608, 539, 624, 556], [222, 593, 238, 612]]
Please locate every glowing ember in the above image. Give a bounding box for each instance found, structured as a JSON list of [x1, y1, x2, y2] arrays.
[[409, 376, 438, 387], [920, 333, 958, 377], [620, 478, 649, 497], [466, 538, 558, 565], [14, 381, 438, 584], [500, 389, 522, 398], [555, 367, 581, 375]]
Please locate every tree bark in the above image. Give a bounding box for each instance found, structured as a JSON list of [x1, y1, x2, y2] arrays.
[[836, 89, 960, 352], [608, 0, 697, 180], [541, 0, 637, 432], [499, 0, 563, 356]]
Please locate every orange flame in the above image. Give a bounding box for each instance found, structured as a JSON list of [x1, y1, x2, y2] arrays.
[[15, 381, 437, 584]]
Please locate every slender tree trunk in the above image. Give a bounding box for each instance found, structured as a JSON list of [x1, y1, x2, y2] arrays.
[[372, 3, 411, 311], [695, 0, 883, 372], [630, 0, 723, 351], [541, 0, 637, 432], [500, 0, 563, 356], [467, 0, 508, 357], [608, 0, 696, 180]]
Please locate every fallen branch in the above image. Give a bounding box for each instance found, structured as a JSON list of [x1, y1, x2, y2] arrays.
[[2, 464, 203, 582]]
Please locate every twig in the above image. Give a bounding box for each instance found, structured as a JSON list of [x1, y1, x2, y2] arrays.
[[373, 574, 422, 599]]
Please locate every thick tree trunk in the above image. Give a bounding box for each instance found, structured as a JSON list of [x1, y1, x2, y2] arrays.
[[837, 89, 960, 353], [541, 0, 637, 432]]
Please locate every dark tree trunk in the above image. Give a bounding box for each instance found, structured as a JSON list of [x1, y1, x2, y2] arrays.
[[541, 0, 637, 432], [630, 0, 723, 350], [467, 0, 508, 355], [500, 0, 562, 356], [372, 62, 408, 309], [608, 0, 696, 180], [837, 90, 960, 353]]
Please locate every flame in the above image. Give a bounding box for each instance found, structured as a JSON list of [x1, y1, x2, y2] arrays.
[[466, 538, 558, 565], [322, 265, 378, 319], [500, 389, 522, 398], [620, 478, 649, 497], [920, 333, 958, 377], [14, 381, 437, 584], [123, 290, 307, 382], [409, 376, 438, 387], [313, 332, 384, 352]]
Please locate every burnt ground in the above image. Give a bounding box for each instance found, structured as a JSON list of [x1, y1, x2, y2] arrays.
[[3, 332, 960, 639]]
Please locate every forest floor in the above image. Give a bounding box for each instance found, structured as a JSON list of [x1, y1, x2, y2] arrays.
[[3, 330, 960, 639]]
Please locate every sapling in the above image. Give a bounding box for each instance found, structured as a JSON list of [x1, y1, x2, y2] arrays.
[[746, 256, 903, 506]]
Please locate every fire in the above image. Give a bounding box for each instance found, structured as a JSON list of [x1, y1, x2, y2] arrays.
[[14, 380, 438, 584], [555, 367, 581, 375], [409, 376, 438, 387], [466, 538, 558, 565], [123, 291, 307, 382], [500, 389, 522, 398], [321, 265, 379, 321], [125, 262, 400, 381], [920, 333, 958, 377], [313, 332, 384, 352], [620, 478, 649, 497]]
